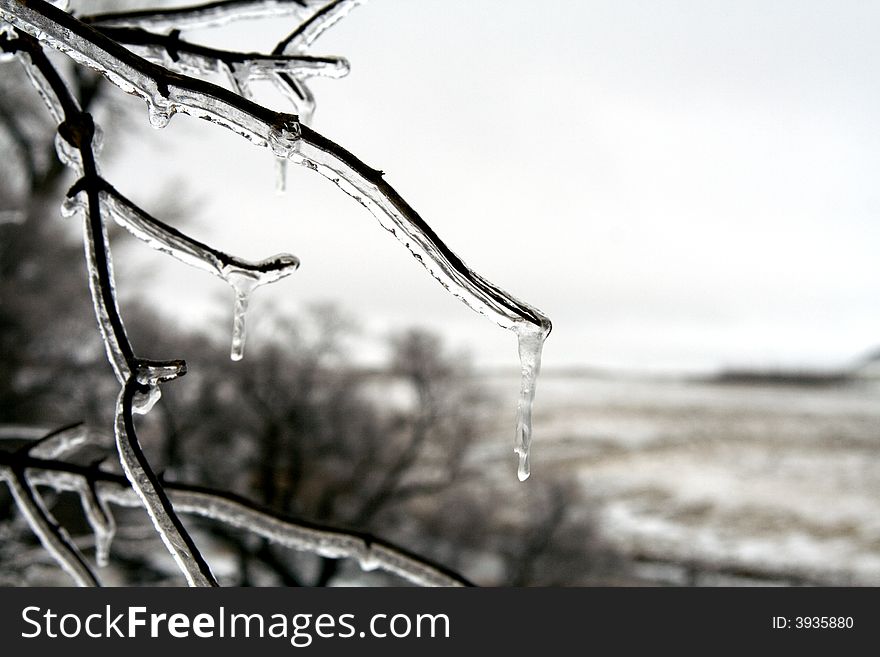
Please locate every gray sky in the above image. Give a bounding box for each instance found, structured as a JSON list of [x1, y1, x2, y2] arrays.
[[103, 0, 880, 372]]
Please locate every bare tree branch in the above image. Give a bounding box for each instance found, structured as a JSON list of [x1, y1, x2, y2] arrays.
[[0, 440, 472, 587], [0, 0, 552, 586]]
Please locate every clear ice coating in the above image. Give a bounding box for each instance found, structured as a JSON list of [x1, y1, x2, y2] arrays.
[[131, 384, 161, 414], [114, 385, 217, 587], [268, 116, 301, 191], [275, 0, 368, 53], [227, 272, 257, 361], [275, 157, 289, 193], [83, 0, 321, 31], [29, 424, 89, 460], [162, 488, 465, 586], [2, 468, 99, 586], [513, 320, 550, 482], [3, 0, 551, 509], [147, 95, 173, 129], [78, 483, 115, 568], [131, 360, 187, 414], [100, 189, 299, 361]]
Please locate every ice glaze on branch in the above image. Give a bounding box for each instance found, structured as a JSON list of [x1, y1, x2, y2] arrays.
[[1, 27, 220, 586], [94, 26, 349, 84], [273, 0, 365, 53], [81, 0, 316, 32], [1, 429, 103, 587], [0, 440, 472, 587], [1, 0, 550, 334]]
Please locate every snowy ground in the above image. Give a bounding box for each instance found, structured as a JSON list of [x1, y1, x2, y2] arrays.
[[478, 371, 880, 585]]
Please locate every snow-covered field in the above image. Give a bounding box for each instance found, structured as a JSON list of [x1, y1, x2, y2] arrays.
[[479, 372, 880, 585]]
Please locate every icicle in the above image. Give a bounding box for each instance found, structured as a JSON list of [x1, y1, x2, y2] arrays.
[[93, 517, 115, 567], [272, 73, 316, 126], [226, 61, 253, 99], [275, 157, 289, 193], [226, 272, 258, 361], [220, 257, 299, 361], [90, 122, 104, 155], [147, 95, 172, 129], [512, 320, 549, 482]]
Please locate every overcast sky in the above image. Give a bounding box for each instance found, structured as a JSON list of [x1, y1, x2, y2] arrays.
[[102, 0, 880, 372]]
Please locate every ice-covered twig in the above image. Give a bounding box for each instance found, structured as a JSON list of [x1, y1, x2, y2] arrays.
[[1, 464, 100, 586], [81, 0, 321, 32], [95, 179, 300, 280], [94, 26, 349, 83], [94, 180, 300, 359], [26, 422, 89, 459], [0, 28, 219, 585], [76, 468, 116, 568], [1, 0, 550, 335], [267, 0, 365, 125], [3, 0, 551, 480], [273, 0, 364, 53], [116, 372, 218, 586], [0, 444, 472, 587]]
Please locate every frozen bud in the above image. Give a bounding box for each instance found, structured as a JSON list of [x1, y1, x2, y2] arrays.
[[147, 95, 173, 129], [61, 193, 86, 218], [268, 115, 302, 159]]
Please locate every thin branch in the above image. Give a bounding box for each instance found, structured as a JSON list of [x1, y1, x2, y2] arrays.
[[273, 0, 364, 54], [96, 26, 349, 81], [0, 0, 552, 585], [81, 0, 315, 32], [0, 444, 473, 587], [24, 421, 87, 459], [1, 0, 551, 334], [89, 177, 301, 282], [0, 29, 218, 586], [1, 464, 100, 586], [116, 374, 218, 586]]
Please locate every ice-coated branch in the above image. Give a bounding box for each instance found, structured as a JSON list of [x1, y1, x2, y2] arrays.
[[95, 178, 300, 280], [1, 463, 100, 586], [0, 28, 219, 585], [91, 178, 300, 358], [116, 373, 218, 586], [273, 0, 365, 54], [0, 0, 550, 335], [26, 421, 89, 459], [81, 0, 320, 32], [3, 0, 552, 478], [0, 442, 472, 587], [267, 0, 364, 125], [76, 469, 116, 568], [95, 26, 349, 84]]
